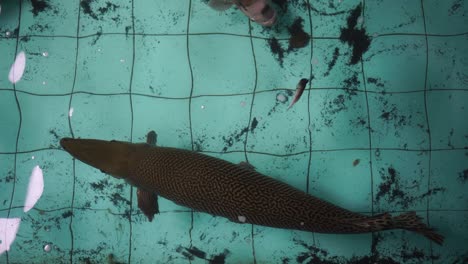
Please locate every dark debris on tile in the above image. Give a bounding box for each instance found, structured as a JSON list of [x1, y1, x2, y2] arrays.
[[221, 117, 262, 152], [176, 245, 230, 264], [375, 166, 446, 210], [339, 4, 371, 65], [80, 0, 122, 21], [30, 0, 52, 16], [458, 169, 468, 183]]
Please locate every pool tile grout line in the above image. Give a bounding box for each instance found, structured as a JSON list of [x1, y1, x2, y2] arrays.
[[5, 0, 24, 263], [186, 1, 195, 263]]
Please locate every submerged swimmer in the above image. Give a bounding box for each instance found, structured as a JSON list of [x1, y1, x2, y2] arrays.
[[207, 0, 277, 26]]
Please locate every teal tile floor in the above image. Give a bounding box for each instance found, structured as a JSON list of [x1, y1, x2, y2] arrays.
[[0, 0, 467, 263]]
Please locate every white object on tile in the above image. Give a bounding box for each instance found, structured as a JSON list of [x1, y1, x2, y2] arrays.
[[23, 165, 44, 213], [8, 51, 26, 84]]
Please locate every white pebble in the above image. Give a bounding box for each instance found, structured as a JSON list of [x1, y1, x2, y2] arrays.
[[44, 244, 51, 252], [6, 31, 10, 37], [120, 59, 125, 63], [201, 105, 205, 109], [276, 93, 287, 103], [31, 156, 35, 160], [240, 101, 246, 107], [8, 51, 26, 84], [42, 81, 46, 85], [69, 107, 74, 117], [42, 52, 48, 57], [238, 216, 246, 223]]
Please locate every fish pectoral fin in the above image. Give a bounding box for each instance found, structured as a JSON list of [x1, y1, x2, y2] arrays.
[[146, 130, 158, 146], [238, 161, 256, 171], [137, 188, 159, 222]]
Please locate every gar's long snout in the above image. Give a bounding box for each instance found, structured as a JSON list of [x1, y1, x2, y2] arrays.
[[60, 138, 134, 179]]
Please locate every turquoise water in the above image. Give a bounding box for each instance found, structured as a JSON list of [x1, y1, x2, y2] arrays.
[[0, 0, 467, 263]]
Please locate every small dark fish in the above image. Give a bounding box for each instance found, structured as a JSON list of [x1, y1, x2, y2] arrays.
[[353, 159, 360, 166], [288, 78, 308, 110]]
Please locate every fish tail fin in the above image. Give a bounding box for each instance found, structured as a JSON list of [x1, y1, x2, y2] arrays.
[[392, 211, 444, 245], [352, 211, 444, 245]]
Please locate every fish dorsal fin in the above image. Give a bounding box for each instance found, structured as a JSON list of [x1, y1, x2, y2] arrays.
[[146, 130, 158, 146], [239, 161, 256, 171]]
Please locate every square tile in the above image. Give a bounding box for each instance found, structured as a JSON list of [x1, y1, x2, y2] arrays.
[[0, 155, 15, 210], [189, 0, 248, 34], [20, 0, 78, 36], [190, 213, 252, 263], [371, 150, 431, 212], [71, 209, 130, 263], [364, 36, 427, 92], [133, 36, 191, 98], [75, 35, 132, 93], [247, 90, 309, 154], [252, 37, 310, 92], [134, 0, 188, 34], [427, 91, 468, 149], [189, 35, 255, 95], [310, 89, 370, 150], [424, 0, 468, 35], [71, 94, 132, 140], [427, 35, 468, 90], [369, 92, 429, 150], [310, 0, 362, 38], [78, 0, 132, 35], [248, 152, 309, 192], [0, 0, 20, 37], [131, 212, 192, 263], [429, 150, 468, 210], [431, 211, 468, 264], [17, 93, 70, 151], [310, 150, 372, 212], [7, 208, 72, 263], [11, 151, 73, 211], [0, 91, 20, 153], [191, 95, 252, 152], [132, 95, 191, 149], [15, 37, 76, 94], [254, 227, 312, 263], [73, 161, 131, 214], [313, 233, 371, 261], [364, 0, 424, 35], [0, 38, 17, 88], [312, 39, 365, 89]]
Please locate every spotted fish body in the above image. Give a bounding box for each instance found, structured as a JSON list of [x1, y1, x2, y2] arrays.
[[60, 137, 444, 245]]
